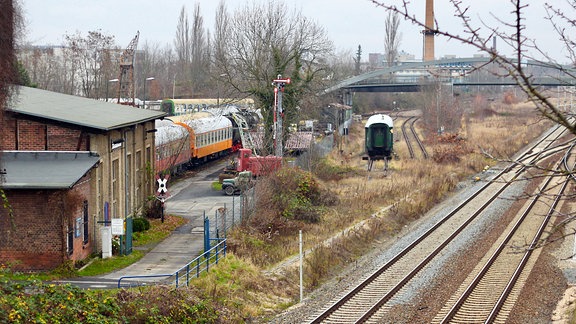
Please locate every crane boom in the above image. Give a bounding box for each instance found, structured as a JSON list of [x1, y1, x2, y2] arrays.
[[117, 31, 140, 106]]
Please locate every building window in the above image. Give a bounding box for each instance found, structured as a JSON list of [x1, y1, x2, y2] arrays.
[[135, 150, 141, 205], [75, 217, 82, 237], [83, 200, 89, 244], [112, 159, 119, 217], [127, 153, 132, 216], [67, 225, 74, 256]]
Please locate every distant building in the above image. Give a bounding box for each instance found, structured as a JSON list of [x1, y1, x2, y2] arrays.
[[368, 50, 419, 68], [368, 53, 385, 68], [0, 86, 166, 271]]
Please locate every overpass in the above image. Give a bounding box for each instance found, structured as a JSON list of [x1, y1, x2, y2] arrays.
[[323, 57, 576, 104]]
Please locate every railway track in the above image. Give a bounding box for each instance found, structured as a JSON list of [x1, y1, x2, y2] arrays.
[[307, 125, 571, 323], [401, 116, 428, 159], [434, 155, 572, 323]]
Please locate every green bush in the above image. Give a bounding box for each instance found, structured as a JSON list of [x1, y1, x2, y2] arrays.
[[273, 168, 322, 222], [132, 217, 150, 233]]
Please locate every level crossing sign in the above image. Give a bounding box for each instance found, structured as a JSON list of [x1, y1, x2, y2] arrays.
[[155, 175, 170, 201]]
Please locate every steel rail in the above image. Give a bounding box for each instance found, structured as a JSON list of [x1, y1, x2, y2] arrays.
[[410, 117, 429, 159], [486, 169, 571, 323], [308, 124, 566, 323], [401, 116, 416, 159], [440, 159, 571, 323]]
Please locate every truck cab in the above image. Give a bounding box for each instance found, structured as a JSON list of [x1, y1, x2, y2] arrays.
[[222, 171, 253, 196]]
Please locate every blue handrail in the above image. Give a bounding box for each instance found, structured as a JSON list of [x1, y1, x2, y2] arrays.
[[118, 239, 227, 288]]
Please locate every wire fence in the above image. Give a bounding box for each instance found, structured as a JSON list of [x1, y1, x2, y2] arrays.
[[204, 187, 256, 241]]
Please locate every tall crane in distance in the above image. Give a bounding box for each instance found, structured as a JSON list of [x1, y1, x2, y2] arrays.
[[117, 31, 139, 106]]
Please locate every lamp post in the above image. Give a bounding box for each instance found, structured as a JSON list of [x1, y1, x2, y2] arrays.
[[106, 79, 119, 102], [172, 73, 177, 99], [143, 77, 155, 109]]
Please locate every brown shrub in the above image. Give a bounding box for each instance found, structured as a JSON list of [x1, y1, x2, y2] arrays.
[[502, 91, 519, 105], [431, 133, 472, 163]]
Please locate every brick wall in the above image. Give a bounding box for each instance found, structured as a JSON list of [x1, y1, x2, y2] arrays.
[[2, 116, 17, 149], [0, 179, 92, 271], [0, 190, 64, 271], [47, 124, 88, 150], [1, 114, 88, 151]]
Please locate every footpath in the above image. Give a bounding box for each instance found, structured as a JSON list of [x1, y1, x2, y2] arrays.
[[59, 161, 233, 289]]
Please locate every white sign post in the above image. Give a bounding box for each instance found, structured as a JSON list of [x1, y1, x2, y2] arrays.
[[101, 226, 112, 259]]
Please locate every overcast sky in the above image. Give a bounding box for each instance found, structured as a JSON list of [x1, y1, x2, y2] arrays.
[[21, 0, 574, 63]]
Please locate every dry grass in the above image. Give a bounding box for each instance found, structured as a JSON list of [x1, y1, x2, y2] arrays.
[[222, 99, 552, 311]]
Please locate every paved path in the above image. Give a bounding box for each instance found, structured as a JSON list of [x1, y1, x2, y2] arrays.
[[59, 161, 235, 289]]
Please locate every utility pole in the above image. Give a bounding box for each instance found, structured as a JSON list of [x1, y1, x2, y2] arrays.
[[272, 75, 291, 157]]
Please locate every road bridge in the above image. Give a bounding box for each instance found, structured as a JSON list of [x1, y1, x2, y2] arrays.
[[323, 57, 575, 105]]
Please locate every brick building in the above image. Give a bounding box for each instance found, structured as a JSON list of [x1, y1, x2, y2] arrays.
[[0, 86, 166, 271]]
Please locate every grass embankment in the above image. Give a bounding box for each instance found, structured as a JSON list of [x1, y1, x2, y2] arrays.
[[1, 101, 552, 322], [225, 101, 550, 318]]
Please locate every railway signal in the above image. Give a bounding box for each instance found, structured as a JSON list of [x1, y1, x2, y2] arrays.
[[272, 75, 290, 157], [155, 174, 170, 222]]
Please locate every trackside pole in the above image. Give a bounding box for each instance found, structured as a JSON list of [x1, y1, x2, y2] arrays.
[[300, 230, 303, 302], [573, 233, 576, 261]]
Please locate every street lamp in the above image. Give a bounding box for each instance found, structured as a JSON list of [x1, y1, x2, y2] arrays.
[[172, 73, 177, 99], [106, 79, 119, 102], [143, 77, 155, 109]]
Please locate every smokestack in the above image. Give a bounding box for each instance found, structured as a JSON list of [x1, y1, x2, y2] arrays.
[[423, 0, 436, 61]]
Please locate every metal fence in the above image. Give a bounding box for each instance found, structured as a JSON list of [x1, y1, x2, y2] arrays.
[[117, 190, 256, 289], [117, 239, 227, 288], [205, 188, 257, 240]]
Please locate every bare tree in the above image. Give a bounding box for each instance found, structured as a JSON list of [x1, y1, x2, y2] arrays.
[[190, 3, 209, 93], [174, 6, 191, 96], [63, 30, 115, 98], [384, 10, 401, 67], [213, 1, 333, 153], [173, 4, 209, 97], [1, 0, 20, 222], [354, 45, 362, 75], [371, 0, 575, 137], [370, 0, 576, 246]]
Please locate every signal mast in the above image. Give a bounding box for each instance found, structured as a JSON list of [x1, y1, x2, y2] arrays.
[[272, 75, 291, 157]]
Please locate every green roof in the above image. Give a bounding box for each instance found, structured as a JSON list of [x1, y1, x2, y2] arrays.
[[7, 86, 166, 131]]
